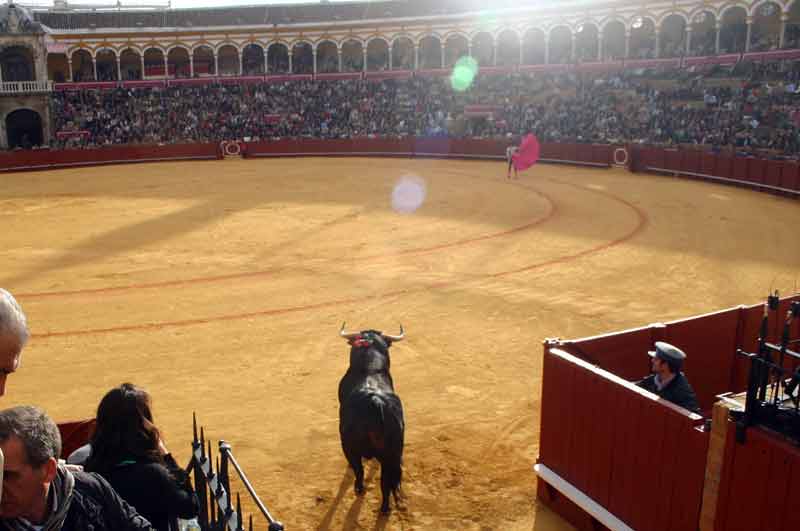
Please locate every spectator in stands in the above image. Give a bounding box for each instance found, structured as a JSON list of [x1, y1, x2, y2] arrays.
[[636, 342, 700, 413], [0, 405, 154, 530], [0, 289, 28, 397], [84, 383, 199, 531]]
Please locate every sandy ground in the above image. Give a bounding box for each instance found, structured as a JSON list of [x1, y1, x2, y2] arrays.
[[2, 157, 800, 530]]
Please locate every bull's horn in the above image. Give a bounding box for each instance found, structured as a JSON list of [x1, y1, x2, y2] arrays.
[[339, 322, 360, 340], [383, 324, 405, 342]]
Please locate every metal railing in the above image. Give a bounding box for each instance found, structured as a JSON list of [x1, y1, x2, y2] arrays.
[[190, 414, 284, 531], [732, 294, 800, 445], [0, 80, 53, 94]]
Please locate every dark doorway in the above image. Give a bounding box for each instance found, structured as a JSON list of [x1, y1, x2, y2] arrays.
[[6, 109, 43, 149]]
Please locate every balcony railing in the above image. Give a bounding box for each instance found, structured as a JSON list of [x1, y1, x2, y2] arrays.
[[0, 80, 53, 94]]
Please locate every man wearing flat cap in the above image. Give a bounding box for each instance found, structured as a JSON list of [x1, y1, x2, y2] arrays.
[[636, 341, 700, 413]]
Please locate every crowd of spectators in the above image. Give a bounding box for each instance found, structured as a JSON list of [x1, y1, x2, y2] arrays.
[[50, 59, 800, 159]]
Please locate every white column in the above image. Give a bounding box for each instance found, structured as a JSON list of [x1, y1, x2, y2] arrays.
[[140, 55, 145, 79], [570, 33, 576, 61], [414, 45, 419, 70], [745, 17, 752, 52], [163, 56, 168, 78], [624, 30, 631, 58], [92, 57, 97, 80], [312, 50, 317, 74], [264, 47, 269, 75], [363, 48, 368, 72], [238, 50, 243, 75], [67, 60, 73, 81], [288, 50, 293, 74], [518, 42, 523, 64], [655, 28, 661, 57], [493, 38, 498, 65], [544, 35, 550, 63], [780, 15, 787, 49], [190, 55, 195, 77], [116, 56, 121, 80], [686, 27, 692, 55], [214, 53, 219, 76], [715, 24, 721, 54], [440, 45, 445, 68], [598, 32, 604, 61], [339, 49, 343, 72], [387, 47, 391, 70]]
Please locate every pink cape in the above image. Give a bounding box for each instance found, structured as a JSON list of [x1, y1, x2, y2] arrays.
[[512, 134, 540, 172]]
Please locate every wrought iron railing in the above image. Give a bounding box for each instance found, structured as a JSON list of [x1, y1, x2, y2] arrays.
[[189, 414, 284, 531], [733, 294, 800, 445]]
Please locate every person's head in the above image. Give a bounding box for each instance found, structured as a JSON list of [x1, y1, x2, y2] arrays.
[[0, 406, 60, 522], [0, 289, 28, 397], [648, 341, 687, 377], [86, 383, 161, 475]]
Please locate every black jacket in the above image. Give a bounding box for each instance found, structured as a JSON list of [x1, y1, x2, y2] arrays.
[[637, 372, 700, 413], [63, 471, 155, 531], [100, 454, 199, 531]]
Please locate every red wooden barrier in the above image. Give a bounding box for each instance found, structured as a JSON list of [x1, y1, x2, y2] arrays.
[[539, 348, 707, 531], [0, 143, 220, 172], [57, 418, 96, 459], [748, 158, 767, 184], [714, 423, 800, 531], [765, 160, 783, 188]]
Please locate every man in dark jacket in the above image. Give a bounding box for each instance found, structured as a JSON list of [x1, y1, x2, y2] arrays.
[[637, 341, 700, 413], [0, 405, 154, 531]]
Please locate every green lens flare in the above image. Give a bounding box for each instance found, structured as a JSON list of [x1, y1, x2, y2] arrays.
[[450, 56, 479, 92]]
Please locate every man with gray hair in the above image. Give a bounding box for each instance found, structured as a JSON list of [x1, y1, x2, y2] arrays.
[[0, 289, 28, 397], [0, 405, 155, 530]]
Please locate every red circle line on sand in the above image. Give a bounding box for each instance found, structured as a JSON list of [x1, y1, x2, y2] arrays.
[[30, 179, 648, 339], [17, 180, 555, 300]]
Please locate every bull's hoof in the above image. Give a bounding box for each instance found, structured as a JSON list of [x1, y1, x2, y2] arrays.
[[354, 483, 365, 495], [380, 504, 391, 515]]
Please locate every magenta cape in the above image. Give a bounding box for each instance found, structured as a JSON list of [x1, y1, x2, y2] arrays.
[[512, 134, 540, 171]]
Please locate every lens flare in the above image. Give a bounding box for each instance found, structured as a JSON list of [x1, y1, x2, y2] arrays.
[[391, 175, 427, 214], [450, 56, 479, 92]]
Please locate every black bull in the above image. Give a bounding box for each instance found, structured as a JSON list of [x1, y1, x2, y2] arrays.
[[338, 325, 405, 514]]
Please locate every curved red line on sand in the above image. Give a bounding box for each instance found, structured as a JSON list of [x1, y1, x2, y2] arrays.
[[30, 180, 647, 339], [17, 182, 556, 300]]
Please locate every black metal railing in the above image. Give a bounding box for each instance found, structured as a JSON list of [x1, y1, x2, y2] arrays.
[[733, 294, 800, 445], [189, 414, 284, 531]]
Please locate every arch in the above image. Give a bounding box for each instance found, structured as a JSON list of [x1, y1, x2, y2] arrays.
[[143, 47, 165, 78], [95, 48, 117, 81], [316, 40, 339, 73], [391, 36, 414, 70], [690, 10, 718, 55], [574, 22, 599, 61], [6, 108, 42, 149], [217, 44, 240, 76], [471, 31, 495, 66], [1, 45, 36, 82], [444, 33, 469, 68], [496, 29, 521, 66], [629, 16, 657, 58], [656, 10, 689, 28], [602, 19, 626, 60], [787, 1, 800, 49], [718, 3, 751, 21], [659, 13, 687, 57], [267, 42, 289, 74], [292, 41, 313, 74], [167, 46, 191, 78], [418, 35, 442, 69], [242, 43, 264, 75], [548, 25, 572, 64], [719, 5, 748, 53], [192, 45, 215, 76], [366, 37, 389, 71], [341, 39, 363, 72], [522, 27, 546, 65], [599, 17, 627, 32], [70, 48, 93, 81], [750, 1, 782, 50], [119, 48, 142, 80], [46, 52, 68, 82]]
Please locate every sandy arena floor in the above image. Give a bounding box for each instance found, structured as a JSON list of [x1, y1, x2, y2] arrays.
[[2, 157, 800, 530]]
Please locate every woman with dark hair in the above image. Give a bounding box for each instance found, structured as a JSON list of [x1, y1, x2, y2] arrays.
[[85, 383, 199, 531]]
